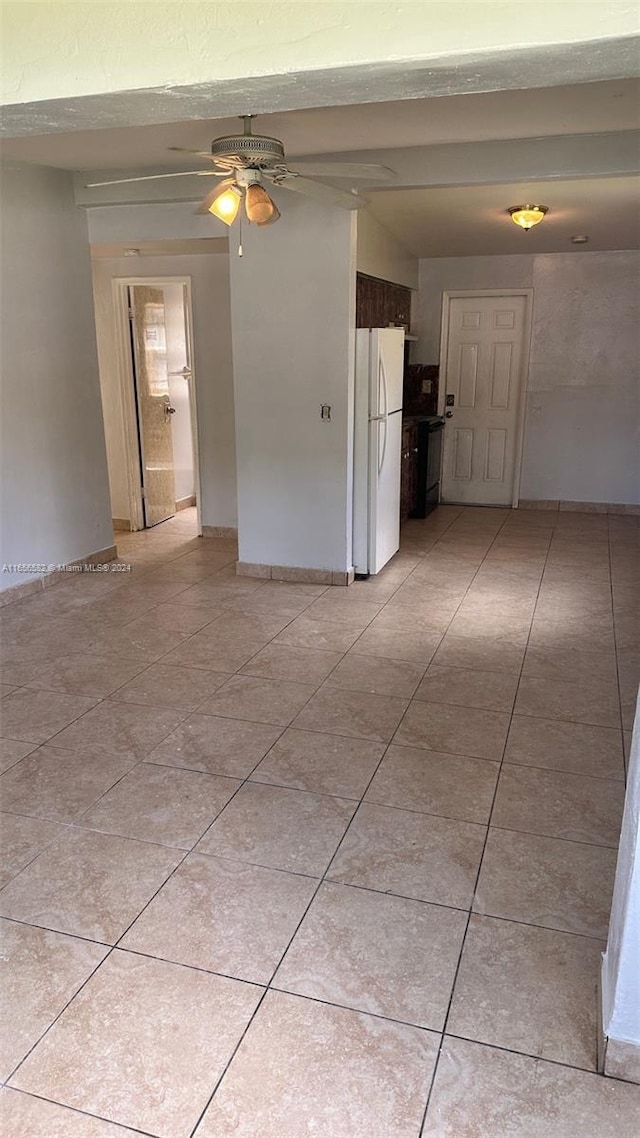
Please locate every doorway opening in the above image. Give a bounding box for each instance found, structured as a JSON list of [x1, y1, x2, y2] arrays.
[[438, 289, 533, 508], [114, 277, 201, 532]]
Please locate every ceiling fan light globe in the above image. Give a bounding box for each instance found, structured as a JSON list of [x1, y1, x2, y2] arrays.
[[245, 183, 278, 224], [209, 186, 242, 224], [256, 201, 281, 227]]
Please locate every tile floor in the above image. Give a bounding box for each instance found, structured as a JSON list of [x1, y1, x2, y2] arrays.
[[1, 504, 639, 1137]]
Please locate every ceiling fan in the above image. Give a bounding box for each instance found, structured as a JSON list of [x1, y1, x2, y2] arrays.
[[85, 115, 394, 227]]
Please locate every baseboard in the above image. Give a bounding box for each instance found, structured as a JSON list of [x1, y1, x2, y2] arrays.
[[0, 544, 118, 607], [202, 525, 238, 540], [518, 499, 640, 515], [175, 495, 196, 511], [112, 518, 131, 532], [236, 561, 355, 587]]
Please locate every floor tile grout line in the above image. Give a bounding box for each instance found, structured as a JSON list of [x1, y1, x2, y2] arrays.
[[3, 509, 633, 1131], [606, 518, 630, 782], [2, 759, 249, 1090], [476, 821, 621, 852], [4, 936, 113, 1090], [185, 674, 409, 1137], [1, 698, 281, 1090], [379, 529, 516, 760], [0, 817, 76, 895], [0, 1086, 162, 1138], [209, 512, 521, 1129], [433, 1031, 610, 1079], [418, 506, 552, 1136], [0, 912, 114, 947], [0, 755, 204, 896], [2, 565, 412, 1123]]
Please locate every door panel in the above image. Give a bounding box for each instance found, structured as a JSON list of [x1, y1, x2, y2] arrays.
[[441, 294, 528, 506], [453, 428, 473, 481], [130, 286, 176, 527], [458, 343, 478, 407]]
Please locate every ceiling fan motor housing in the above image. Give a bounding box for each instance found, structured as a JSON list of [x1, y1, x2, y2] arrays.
[[210, 133, 286, 170]]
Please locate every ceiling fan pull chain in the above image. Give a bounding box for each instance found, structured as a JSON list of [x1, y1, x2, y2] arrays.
[[238, 210, 243, 257]]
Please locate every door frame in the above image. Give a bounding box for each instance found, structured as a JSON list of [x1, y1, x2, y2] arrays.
[[437, 288, 534, 509], [112, 276, 202, 533]]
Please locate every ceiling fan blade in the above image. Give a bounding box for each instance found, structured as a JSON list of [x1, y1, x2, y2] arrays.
[[291, 162, 395, 180], [168, 147, 218, 159], [196, 179, 236, 214], [269, 175, 365, 210], [84, 169, 224, 188]]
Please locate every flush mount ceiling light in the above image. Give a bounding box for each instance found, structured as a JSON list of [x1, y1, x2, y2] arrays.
[[571, 234, 589, 244], [508, 204, 549, 231]]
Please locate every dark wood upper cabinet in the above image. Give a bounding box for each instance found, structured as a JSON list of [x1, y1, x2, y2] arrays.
[[356, 273, 412, 329]]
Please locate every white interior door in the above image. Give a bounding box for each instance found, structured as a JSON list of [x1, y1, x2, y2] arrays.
[[164, 283, 195, 506], [129, 285, 176, 527], [441, 294, 529, 506]]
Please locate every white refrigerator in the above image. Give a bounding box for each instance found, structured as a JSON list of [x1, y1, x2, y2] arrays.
[[353, 327, 405, 576]]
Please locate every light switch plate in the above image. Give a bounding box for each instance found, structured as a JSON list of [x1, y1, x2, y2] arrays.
[[421, 379, 432, 394]]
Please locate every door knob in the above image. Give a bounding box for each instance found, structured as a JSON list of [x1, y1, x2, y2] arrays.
[[164, 404, 176, 417], [445, 411, 454, 419]]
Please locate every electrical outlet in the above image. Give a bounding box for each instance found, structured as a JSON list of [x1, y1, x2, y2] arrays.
[[421, 379, 432, 395]]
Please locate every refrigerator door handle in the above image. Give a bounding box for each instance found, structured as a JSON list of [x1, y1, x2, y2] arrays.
[[379, 355, 388, 421], [369, 413, 385, 422], [378, 415, 387, 475]]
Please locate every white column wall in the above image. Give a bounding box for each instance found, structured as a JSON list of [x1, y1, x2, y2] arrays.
[[229, 190, 356, 572]]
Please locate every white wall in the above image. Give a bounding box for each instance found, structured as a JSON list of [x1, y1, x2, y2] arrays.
[[415, 250, 640, 505], [88, 203, 229, 244], [0, 161, 112, 590], [602, 693, 640, 1049], [91, 251, 236, 529], [523, 252, 639, 504], [229, 190, 356, 571], [356, 210, 418, 289]]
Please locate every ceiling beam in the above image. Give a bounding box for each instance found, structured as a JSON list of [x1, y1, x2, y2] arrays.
[[74, 131, 640, 208], [4, 32, 639, 138]]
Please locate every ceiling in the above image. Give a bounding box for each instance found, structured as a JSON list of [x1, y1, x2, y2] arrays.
[[2, 79, 638, 171], [2, 77, 638, 260], [366, 176, 640, 257]]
